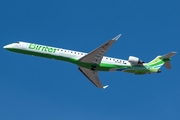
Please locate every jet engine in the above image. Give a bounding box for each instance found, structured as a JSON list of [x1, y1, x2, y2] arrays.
[[128, 56, 144, 65]]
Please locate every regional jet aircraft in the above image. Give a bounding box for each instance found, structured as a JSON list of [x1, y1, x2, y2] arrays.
[[3, 34, 177, 89]]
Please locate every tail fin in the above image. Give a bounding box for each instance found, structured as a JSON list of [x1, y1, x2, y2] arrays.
[[147, 52, 177, 69]]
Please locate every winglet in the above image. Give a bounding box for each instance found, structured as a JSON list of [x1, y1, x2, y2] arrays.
[[112, 34, 122, 41], [103, 85, 109, 89]]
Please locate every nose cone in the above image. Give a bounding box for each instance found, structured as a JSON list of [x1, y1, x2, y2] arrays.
[[3, 44, 12, 49]]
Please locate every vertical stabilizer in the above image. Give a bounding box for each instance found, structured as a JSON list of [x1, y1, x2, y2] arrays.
[[147, 52, 177, 69]]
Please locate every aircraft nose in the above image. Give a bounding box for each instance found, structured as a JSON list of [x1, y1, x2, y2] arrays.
[[3, 44, 12, 49]]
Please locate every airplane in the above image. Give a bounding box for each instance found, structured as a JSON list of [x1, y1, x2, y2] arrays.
[[3, 34, 177, 89]]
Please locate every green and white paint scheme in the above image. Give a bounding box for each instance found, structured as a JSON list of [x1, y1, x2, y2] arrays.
[[3, 34, 177, 89]]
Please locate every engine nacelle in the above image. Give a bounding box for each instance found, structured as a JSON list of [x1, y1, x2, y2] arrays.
[[128, 56, 144, 65]]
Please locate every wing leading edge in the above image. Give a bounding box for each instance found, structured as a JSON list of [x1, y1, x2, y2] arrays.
[[78, 34, 122, 88]]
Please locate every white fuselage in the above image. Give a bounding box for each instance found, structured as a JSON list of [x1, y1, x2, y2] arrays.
[[4, 41, 131, 68]]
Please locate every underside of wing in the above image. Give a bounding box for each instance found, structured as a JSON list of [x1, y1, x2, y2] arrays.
[[78, 34, 121, 88], [78, 67, 104, 88], [79, 34, 121, 65]]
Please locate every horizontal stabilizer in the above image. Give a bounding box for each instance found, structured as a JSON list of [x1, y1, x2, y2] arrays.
[[161, 52, 177, 59], [161, 52, 177, 69], [164, 61, 171, 69]]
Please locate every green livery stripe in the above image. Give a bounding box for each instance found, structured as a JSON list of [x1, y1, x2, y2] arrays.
[[7, 48, 79, 64], [6, 48, 132, 71], [6, 47, 164, 74], [146, 56, 164, 67], [146, 56, 171, 68]]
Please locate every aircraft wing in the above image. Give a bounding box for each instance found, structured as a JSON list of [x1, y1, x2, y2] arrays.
[[79, 34, 121, 65], [78, 67, 108, 89]]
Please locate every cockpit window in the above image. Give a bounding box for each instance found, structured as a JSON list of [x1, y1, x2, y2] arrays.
[[15, 42, 20, 43]]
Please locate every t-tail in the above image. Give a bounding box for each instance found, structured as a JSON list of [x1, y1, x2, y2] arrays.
[[147, 52, 177, 71]]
